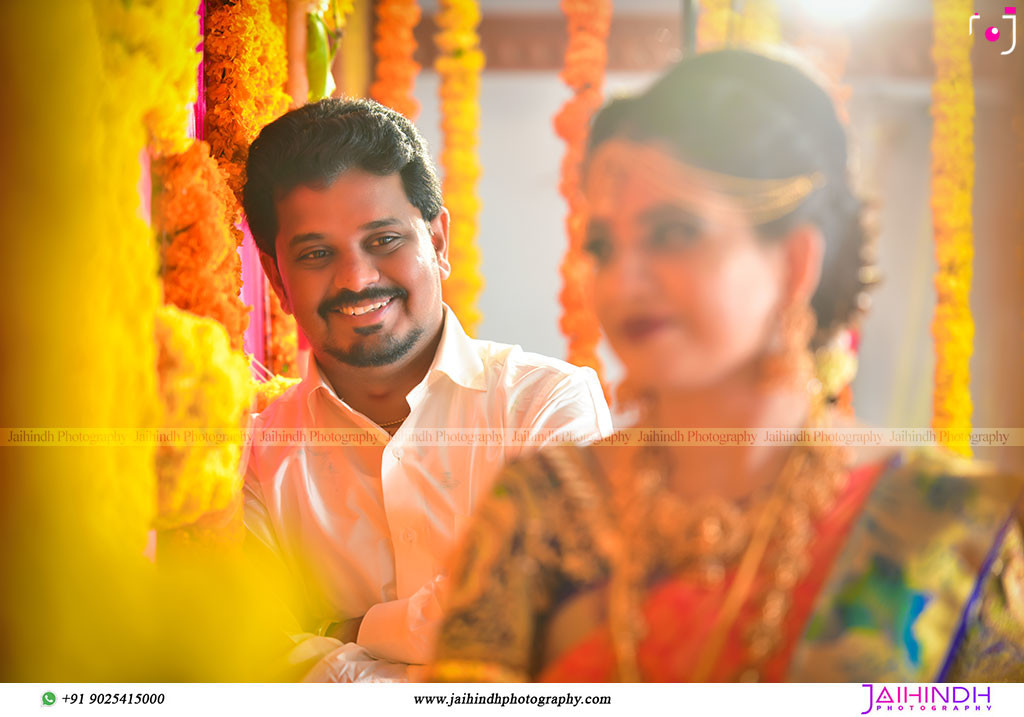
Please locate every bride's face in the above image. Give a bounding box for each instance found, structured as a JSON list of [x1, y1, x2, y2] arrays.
[[583, 139, 788, 393]]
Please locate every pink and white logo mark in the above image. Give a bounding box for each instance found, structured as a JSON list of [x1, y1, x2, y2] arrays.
[[971, 7, 1017, 54], [860, 685, 993, 714]]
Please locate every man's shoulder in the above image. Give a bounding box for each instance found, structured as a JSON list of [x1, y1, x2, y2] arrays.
[[245, 379, 313, 481], [470, 336, 599, 391], [251, 377, 309, 430]]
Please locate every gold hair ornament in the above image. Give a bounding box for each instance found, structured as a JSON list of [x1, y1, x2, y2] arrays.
[[696, 168, 827, 225], [587, 141, 826, 226]]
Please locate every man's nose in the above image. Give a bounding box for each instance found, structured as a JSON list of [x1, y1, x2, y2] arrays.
[[333, 249, 380, 292]]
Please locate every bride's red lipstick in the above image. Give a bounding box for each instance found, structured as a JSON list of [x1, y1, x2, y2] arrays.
[[620, 315, 672, 341]]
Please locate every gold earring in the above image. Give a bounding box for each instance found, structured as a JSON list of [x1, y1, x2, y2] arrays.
[[758, 303, 815, 391], [814, 329, 858, 405]]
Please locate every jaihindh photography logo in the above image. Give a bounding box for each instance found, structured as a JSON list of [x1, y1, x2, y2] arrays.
[[860, 685, 993, 713]]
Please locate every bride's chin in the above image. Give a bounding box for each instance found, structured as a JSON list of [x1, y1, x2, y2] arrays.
[[636, 362, 716, 389]]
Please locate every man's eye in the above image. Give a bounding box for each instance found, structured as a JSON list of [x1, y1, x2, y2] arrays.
[[368, 234, 402, 249], [299, 249, 330, 261]]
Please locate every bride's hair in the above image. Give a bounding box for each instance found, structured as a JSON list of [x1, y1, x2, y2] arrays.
[[586, 49, 877, 347]]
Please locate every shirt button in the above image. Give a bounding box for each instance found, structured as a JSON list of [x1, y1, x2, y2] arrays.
[[401, 528, 417, 543], [392, 447, 402, 460]]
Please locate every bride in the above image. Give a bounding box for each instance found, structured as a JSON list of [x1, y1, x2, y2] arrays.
[[430, 50, 1024, 682]]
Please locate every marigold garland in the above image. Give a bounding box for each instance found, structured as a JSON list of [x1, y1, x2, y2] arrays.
[[436, 0, 485, 333], [930, 0, 975, 455], [267, 290, 300, 377], [697, 0, 780, 51], [254, 373, 303, 413], [370, 0, 422, 119], [205, 0, 297, 374], [153, 140, 249, 350], [155, 306, 254, 531], [61, 0, 181, 560], [204, 0, 291, 204], [2, 1, 307, 681], [270, 0, 288, 29], [556, 0, 612, 388], [94, 0, 201, 157], [2, 0, 177, 676]]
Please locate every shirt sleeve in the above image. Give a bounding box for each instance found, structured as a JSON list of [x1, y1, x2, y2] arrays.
[[241, 442, 282, 557], [241, 444, 322, 635], [356, 575, 447, 665], [511, 366, 613, 455]]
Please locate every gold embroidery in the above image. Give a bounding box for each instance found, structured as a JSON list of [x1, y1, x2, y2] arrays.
[[433, 453, 611, 680]]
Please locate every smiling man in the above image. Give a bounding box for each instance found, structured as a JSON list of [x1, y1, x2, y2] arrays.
[[240, 98, 612, 680]]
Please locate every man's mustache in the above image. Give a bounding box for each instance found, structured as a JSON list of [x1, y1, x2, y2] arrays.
[[317, 287, 407, 319]]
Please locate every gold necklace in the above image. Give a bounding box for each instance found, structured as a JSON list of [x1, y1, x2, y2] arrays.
[[377, 414, 408, 428], [562, 428, 849, 682]]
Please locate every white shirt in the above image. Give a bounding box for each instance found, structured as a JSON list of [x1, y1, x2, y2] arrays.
[[243, 308, 612, 666]]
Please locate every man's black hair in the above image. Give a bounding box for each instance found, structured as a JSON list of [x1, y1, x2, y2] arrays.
[[243, 98, 443, 257]]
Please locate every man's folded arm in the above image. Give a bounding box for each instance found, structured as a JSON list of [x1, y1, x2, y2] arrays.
[[356, 575, 447, 665], [246, 454, 441, 666]]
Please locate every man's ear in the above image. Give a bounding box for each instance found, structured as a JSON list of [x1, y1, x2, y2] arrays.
[[259, 251, 293, 315], [428, 207, 452, 280], [781, 224, 825, 307]]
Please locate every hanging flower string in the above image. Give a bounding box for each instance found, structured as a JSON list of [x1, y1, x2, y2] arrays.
[[370, 0, 422, 119], [4, 0, 243, 670], [153, 141, 250, 350], [126, 0, 203, 157], [930, 0, 975, 455], [436, 0, 485, 334], [264, 291, 299, 378], [66, 0, 204, 556], [205, 0, 297, 376], [556, 0, 612, 390], [204, 0, 291, 204], [155, 306, 254, 532], [141, 0, 262, 544]]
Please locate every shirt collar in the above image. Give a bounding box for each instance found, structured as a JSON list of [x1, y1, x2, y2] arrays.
[[303, 304, 486, 410], [429, 304, 487, 392]]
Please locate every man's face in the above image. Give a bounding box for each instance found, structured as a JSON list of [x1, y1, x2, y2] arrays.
[[262, 169, 450, 368]]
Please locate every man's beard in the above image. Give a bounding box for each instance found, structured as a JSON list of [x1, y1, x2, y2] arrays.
[[324, 326, 424, 367]]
